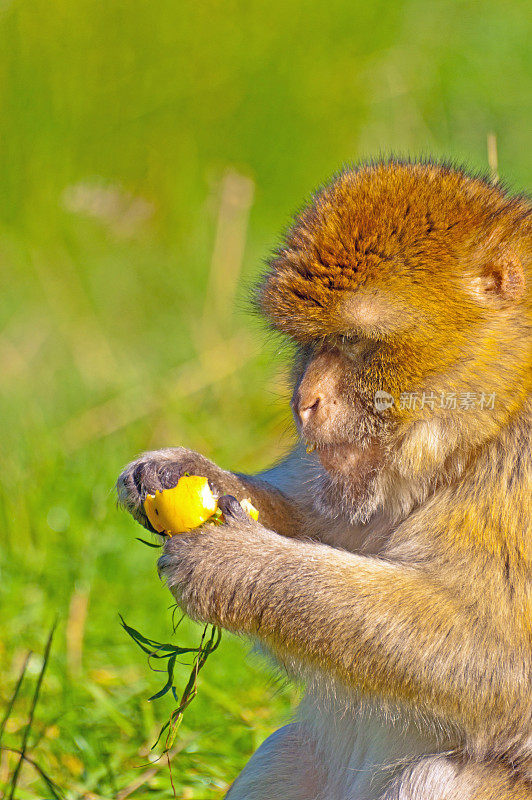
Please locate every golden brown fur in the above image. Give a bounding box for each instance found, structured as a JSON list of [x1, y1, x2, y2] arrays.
[[118, 160, 532, 799]]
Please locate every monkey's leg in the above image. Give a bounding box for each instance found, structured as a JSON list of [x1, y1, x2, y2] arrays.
[[382, 756, 532, 800], [225, 723, 325, 800], [117, 446, 309, 538]]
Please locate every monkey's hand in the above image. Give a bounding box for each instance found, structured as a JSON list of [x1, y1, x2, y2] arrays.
[[157, 495, 292, 629], [117, 447, 311, 538], [117, 448, 250, 533]]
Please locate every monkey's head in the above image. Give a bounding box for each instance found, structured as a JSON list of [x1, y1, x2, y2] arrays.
[[259, 160, 531, 523]]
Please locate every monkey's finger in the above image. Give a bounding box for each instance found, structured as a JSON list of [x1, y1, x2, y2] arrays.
[[217, 495, 250, 523]]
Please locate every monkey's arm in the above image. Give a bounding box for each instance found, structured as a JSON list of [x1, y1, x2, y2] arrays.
[[159, 500, 530, 740], [117, 446, 312, 539]]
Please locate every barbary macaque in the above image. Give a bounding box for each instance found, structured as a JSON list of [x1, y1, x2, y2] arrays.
[[117, 160, 532, 799]]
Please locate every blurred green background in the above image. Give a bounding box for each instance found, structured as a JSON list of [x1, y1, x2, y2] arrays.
[[0, 0, 530, 796]]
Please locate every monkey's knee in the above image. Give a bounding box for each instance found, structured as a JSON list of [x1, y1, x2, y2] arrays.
[[225, 723, 324, 800], [383, 755, 532, 800]]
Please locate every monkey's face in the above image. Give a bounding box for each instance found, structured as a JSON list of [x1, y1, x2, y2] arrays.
[[260, 161, 530, 523], [289, 334, 442, 524], [291, 341, 391, 523]]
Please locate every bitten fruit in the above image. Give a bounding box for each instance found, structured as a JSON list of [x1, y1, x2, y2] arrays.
[[144, 474, 258, 535]]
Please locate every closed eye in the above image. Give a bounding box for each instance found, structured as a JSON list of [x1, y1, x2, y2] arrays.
[[336, 334, 381, 364]]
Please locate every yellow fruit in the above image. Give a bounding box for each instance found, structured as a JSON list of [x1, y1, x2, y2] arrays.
[[143, 475, 260, 535], [240, 498, 259, 521], [144, 475, 217, 534]]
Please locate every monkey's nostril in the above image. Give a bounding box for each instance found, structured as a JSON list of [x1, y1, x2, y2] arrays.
[[298, 396, 321, 425]]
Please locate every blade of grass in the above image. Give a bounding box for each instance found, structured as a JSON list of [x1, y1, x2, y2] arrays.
[[199, 169, 255, 341], [120, 614, 202, 655], [115, 738, 194, 800], [1, 747, 64, 800], [0, 651, 32, 748], [487, 131, 499, 184], [135, 537, 164, 548], [8, 619, 57, 800], [83, 684, 136, 737], [162, 625, 222, 752], [148, 655, 177, 701]]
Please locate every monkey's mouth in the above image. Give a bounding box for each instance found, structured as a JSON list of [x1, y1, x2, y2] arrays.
[[305, 440, 383, 478]]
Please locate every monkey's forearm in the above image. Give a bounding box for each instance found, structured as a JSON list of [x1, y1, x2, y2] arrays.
[[270, 551, 527, 733], [199, 532, 528, 735]]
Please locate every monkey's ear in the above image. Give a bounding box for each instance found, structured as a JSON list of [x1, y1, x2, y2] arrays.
[[469, 252, 526, 307]]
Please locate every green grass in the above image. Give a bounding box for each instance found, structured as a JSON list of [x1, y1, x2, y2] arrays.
[[0, 0, 530, 796]]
